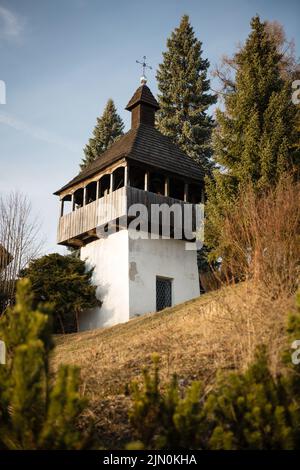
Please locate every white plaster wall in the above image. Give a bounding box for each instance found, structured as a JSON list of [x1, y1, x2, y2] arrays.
[[78, 230, 129, 330], [128, 230, 200, 318], [78, 229, 200, 331]]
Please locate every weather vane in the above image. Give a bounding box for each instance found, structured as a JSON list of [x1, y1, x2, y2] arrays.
[[136, 56, 152, 84]]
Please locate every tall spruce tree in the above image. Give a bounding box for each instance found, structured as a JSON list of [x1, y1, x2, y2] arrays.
[[205, 16, 300, 260], [81, 98, 124, 170], [156, 15, 216, 170]]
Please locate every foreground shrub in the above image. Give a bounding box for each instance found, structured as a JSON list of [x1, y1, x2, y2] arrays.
[[205, 346, 298, 449], [129, 291, 300, 449], [129, 354, 205, 449], [0, 279, 89, 449]]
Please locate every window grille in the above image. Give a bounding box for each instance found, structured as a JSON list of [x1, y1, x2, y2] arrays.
[[156, 277, 172, 311]]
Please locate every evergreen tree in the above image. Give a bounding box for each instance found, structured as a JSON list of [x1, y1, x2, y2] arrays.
[[20, 253, 99, 334], [206, 16, 300, 260], [81, 99, 124, 170], [156, 15, 216, 170], [128, 355, 205, 449], [0, 279, 88, 449], [205, 346, 297, 450]]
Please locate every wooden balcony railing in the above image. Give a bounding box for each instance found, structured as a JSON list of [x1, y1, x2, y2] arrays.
[[57, 186, 199, 245]]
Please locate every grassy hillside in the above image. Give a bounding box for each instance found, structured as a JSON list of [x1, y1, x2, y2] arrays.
[[53, 283, 289, 447]]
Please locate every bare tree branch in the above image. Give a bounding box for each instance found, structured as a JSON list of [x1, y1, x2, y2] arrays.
[[0, 192, 44, 312]]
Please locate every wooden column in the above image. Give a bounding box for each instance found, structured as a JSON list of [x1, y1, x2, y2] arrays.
[[124, 164, 129, 187], [83, 186, 87, 206], [184, 183, 189, 202], [71, 193, 75, 211], [60, 199, 64, 217], [110, 173, 114, 193], [96, 180, 100, 199], [164, 177, 169, 197], [144, 170, 149, 191]]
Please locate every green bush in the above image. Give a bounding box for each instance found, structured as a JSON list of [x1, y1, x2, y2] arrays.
[[129, 292, 300, 449], [0, 279, 89, 449], [20, 253, 99, 333], [205, 346, 297, 449], [129, 354, 205, 449]]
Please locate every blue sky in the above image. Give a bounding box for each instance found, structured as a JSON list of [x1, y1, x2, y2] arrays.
[[0, 0, 299, 253]]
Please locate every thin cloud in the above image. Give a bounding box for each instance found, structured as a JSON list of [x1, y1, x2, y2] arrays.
[[0, 5, 23, 40], [0, 111, 78, 152]]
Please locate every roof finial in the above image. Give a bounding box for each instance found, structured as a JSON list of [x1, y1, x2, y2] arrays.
[[136, 55, 152, 85]]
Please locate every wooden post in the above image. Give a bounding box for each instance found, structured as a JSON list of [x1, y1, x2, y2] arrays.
[[60, 199, 64, 217], [184, 183, 189, 202], [144, 171, 149, 191], [124, 164, 128, 187], [83, 186, 87, 206], [71, 193, 75, 211], [110, 173, 114, 193], [96, 179, 100, 199], [164, 177, 169, 197]]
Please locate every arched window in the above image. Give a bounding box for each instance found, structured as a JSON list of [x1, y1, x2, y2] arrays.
[[74, 188, 84, 209], [99, 174, 110, 198], [169, 177, 184, 200], [86, 181, 97, 204], [130, 165, 145, 190], [61, 194, 72, 216], [112, 167, 125, 191], [149, 172, 165, 195]]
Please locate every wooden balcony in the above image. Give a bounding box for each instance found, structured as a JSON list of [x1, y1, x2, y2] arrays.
[[57, 186, 200, 246]]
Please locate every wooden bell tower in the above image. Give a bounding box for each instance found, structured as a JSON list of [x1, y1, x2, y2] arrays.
[[54, 80, 204, 330]]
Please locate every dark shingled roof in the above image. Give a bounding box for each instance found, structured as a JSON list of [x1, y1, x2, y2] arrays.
[[54, 123, 205, 195], [125, 84, 160, 111]]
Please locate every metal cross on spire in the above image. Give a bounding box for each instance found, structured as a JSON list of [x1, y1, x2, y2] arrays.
[[136, 56, 152, 84]]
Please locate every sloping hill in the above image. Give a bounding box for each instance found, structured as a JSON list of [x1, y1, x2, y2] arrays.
[[53, 283, 287, 447]]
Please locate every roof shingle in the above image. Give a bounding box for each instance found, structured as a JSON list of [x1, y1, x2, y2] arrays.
[[125, 84, 159, 110], [54, 123, 205, 195]]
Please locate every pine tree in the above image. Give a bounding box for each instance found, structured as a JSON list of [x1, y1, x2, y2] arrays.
[[80, 99, 124, 170], [128, 355, 205, 449], [156, 15, 216, 170], [205, 346, 297, 450], [205, 16, 300, 260], [0, 279, 88, 449]]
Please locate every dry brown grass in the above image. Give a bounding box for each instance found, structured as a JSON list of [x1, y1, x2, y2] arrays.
[[52, 282, 291, 447]]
